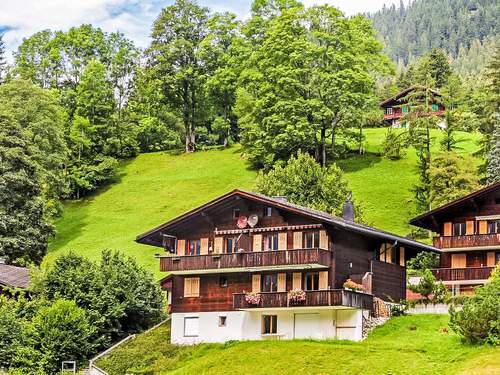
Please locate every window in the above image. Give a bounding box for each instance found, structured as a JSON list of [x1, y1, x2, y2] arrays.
[[496, 252, 500, 264], [264, 206, 272, 217], [226, 237, 238, 253], [262, 315, 277, 334], [402, 105, 408, 114], [219, 316, 227, 327], [263, 234, 279, 251], [219, 275, 228, 288], [304, 272, 319, 291], [184, 277, 200, 297], [184, 317, 199, 337], [262, 274, 278, 292], [453, 222, 466, 236], [233, 208, 240, 218], [495, 197, 500, 205], [186, 240, 201, 255], [488, 220, 500, 234], [304, 232, 319, 248], [386, 107, 393, 115]]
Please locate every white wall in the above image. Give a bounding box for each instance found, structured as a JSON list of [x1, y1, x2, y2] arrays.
[[171, 308, 365, 344]]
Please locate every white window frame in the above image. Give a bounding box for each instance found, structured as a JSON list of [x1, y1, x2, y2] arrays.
[[184, 317, 199, 337]]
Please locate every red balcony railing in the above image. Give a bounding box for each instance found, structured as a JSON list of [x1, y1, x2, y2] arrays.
[[233, 290, 373, 311], [431, 267, 494, 282], [433, 234, 500, 249], [159, 248, 331, 272]]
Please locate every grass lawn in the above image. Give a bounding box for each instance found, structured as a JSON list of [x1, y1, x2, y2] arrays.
[[96, 314, 500, 375], [47, 129, 482, 276], [46, 146, 256, 278]]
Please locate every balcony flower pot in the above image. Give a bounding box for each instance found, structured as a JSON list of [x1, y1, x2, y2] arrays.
[[244, 291, 261, 306], [288, 289, 306, 303], [343, 279, 363, 292]]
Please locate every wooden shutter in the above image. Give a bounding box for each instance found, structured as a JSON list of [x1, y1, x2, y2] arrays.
[[487, 252, 496, 267], [278, 232, 287, 250], [399, 247, 405, 267], [319, 271, 328, 290], [451, 253, 466, 268], [200, 238, 209, 255], [214, 237, 223, 254], [184, 277, 200, 297], [293, 232, 303, 249], [177, 239, 186, 255], [466, 220, 475, 235], [379, 244, 385, 262], [277, 273, 286, 292], [292, 273, 302, 290], [386, 245, 393, 263], [443, 222, 452, 237], [253, 234, 262, 252], [479, 221, 488, 234], [252, 274, 261, 292], [319, 230, 328, 249]]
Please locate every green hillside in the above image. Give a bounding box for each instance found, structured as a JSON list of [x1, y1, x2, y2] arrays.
[[96, 315, 500, 375], [47, 128, 482, 276]]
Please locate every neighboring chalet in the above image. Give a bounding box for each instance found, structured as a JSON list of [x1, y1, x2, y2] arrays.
[[411, 182, 500, 295], [137, 190, 438, 343], [380, 86, 445, 128], [0, 263, 30, 295]]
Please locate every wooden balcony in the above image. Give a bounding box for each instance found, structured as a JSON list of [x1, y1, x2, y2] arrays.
[[431, 267, 494, 282], [233, 290, 374, 311], [433, 234, 500, 249], [159, 248, 331, 273]]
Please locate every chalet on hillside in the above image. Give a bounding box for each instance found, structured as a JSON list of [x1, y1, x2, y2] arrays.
[[0, 263, 30, 295], [137, 190, 438, 344], [411, 182, 500, 295], [380, 86, 445, 128]]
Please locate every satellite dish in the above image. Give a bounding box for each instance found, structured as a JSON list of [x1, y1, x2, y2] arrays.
[[248, 214, 259, 228], [237, 215, 248, 229]]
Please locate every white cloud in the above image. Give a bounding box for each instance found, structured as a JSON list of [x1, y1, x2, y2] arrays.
[[0, 0, 403, 61]]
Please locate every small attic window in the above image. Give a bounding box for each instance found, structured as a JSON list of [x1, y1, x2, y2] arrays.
[[495, 197, 500, 205], [264, 206, 272, 217], [233, 208, 240, 218]]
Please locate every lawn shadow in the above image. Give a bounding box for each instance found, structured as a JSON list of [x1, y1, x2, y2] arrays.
[[336, 152, 383, 173]]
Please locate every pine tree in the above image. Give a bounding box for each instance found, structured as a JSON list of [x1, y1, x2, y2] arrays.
[[0, 113, 53, 265], [487, 124, 500, 184], [0, 34, 6, 83]]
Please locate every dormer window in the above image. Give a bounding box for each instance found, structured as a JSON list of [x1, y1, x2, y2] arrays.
[[264, 206, 272, 217]]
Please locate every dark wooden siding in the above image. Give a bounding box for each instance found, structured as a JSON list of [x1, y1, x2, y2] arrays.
[[370, 260, 406, 302]]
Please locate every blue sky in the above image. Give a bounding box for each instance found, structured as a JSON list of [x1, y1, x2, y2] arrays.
[[0, 0, 401, 59]]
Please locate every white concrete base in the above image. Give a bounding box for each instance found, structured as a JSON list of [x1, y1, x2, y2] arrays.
[[171, 308, 366, 344]]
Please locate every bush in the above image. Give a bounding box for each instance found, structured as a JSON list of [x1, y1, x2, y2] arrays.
[[382, 128, 408, 160], [449, 276, 500, 345], [0, 297, 23, 368], [13, 300, 95, 374]]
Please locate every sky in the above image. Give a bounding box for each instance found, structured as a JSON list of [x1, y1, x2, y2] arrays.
[[0, 0, 401, 59]]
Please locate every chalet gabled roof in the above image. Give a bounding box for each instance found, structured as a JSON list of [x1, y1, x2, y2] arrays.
[[136, 189, 439, 253], [380, 85, 441, 107], [0, 263, 30, 289], [410, 181, 500, 231]]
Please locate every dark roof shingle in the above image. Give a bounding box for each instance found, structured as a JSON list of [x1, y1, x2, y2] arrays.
[[0, 264, 30, 289]]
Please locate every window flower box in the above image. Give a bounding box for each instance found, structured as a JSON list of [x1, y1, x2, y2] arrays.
[[244, 291, 261, 306], [343, 279, 363, 292], [288, 289, 306, 303]]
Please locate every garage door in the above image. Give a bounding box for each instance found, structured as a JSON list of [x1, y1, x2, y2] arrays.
[[294, 313, 320, 339]]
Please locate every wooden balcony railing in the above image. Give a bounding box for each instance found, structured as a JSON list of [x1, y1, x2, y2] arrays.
[[233, 290, 373, 311], [431, 267, 494, 282], [433, 234, 500, 249], [159, 248, 331, 272]]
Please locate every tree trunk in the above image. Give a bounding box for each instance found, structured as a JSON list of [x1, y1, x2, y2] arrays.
[[331, 114, 338, 158], [320, 127, 326, 167]]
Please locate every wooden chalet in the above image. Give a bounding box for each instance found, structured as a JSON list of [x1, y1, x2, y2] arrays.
[[138, 190, 438, 343], [380, 86, 445, 128], [410, 182, 500, 295]]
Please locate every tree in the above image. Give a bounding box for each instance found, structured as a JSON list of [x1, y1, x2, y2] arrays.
[[407, 269, 442, 302], [147, 0, 210, 152], [255, 151, 357, 217], [429, 152, 480, 208], [0, 113, 53, 265], [0, 33, 6, 83], [381, 128, 408, 160], [406, 251, 440, 273], [13, 300, 95, 374], [39, 251, 165, 349], [0, 296, 24, 368], [487, 124, 500, 184], [0, 80, 68, 216]]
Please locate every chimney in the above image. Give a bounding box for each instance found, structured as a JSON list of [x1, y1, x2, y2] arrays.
[[342, 192, 354, 221]]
